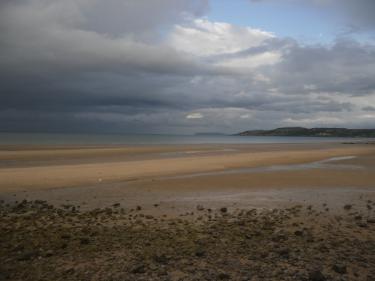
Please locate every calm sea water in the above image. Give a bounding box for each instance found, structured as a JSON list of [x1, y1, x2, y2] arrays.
[[0, 132, 370, 145]]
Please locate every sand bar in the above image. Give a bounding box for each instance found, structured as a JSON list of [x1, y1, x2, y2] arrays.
[[1, 143, 374, 192]]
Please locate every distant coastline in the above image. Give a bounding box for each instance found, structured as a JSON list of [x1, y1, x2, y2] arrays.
[[237, 127, 375, 138]]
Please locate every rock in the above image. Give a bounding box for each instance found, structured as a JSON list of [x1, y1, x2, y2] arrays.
[[367, 218, 375, 224], [245, 234, 252, 240], [271, 229, 288, 242], [306, 235, 315, 243], [196, 205, 204, 211], [131, 264, 146, 274], [153, 253, 169, 264], [80, 237, 90, 245], [220, 207, 228, 213], [112, 203, 120, 208], [294, 230, 304, 236], [45, 250, 54, 257], [195, 249, 206, 257], [0, 272, 8, 281], [332, 264, 347, 274], [277, 248, 290, 258], [260, 251, 268, 258], [104, 208, 112, 215], [334, 215, 343, 222], [357, 222, 368, 228], [343, 204, 352, 210], [18, 250, 38, 261], [13, 244, 25, 252], [308, 270, 327, 281], [218, 273, 230, 280], [64, 268, 75, 275], [61, 234, 71, 240], [62, 204, 72, 210], [136, 206, 142, 211]]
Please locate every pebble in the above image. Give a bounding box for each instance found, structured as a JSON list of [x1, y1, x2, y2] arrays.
[[308, 270, 327, 281], [332, 264, 347, 274], [220, 207, 228, 213]]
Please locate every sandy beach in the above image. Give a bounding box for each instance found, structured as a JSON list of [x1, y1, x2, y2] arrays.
[[1, 144, 374, 189], [1, 142, 375, 280], [1, 142, 375, 212]]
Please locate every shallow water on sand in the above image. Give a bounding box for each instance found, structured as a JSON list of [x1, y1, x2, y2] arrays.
[[163, 156, 362, 180]]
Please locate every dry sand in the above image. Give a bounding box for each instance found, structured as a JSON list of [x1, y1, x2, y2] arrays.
[[0, 143, 375, 214], [0, 143, 374, 190]]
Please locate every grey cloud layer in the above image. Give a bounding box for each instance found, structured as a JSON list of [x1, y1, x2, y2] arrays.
[[1, 0, 375, 134]]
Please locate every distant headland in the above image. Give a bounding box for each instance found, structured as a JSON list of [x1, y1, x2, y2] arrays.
[[237, 127, 375, 138]]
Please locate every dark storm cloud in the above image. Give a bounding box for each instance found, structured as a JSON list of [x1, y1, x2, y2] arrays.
[[261, 38, 375, 95], [80, 0, 209, 36], [1, 0, 375, 134], [335, 0, 375, 30], [0, 0, 212, 76], [363, 106, 375, 112]]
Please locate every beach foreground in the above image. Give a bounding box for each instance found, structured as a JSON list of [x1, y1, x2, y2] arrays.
[[1, 143, 375, 280], [1, 200, 375, 281]]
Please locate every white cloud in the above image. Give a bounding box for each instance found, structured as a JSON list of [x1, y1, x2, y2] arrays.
[[360, 114, 375, 119], [168, 18, 281, 73], [169, 18, 274, 57], [186, 113, 204, 119], [215, 52, 281, 71], [303, 84, 318, 91]]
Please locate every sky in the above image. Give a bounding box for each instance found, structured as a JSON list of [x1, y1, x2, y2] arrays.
[[1, 0, 375, 134]]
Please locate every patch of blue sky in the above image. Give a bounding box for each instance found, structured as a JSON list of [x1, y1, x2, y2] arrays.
[[207, 0, 340, 44]]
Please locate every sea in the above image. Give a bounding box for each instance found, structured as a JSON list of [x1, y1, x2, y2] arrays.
[[0, 132, 371, 145]]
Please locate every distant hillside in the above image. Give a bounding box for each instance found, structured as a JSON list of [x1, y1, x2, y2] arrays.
[[237, 127, 375, 138]]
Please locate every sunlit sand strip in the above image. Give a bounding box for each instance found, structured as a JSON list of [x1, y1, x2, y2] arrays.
[[0, 146, 374, 192]]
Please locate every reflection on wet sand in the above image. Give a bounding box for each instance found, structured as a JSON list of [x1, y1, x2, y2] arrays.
[[163, 155, 361, 180]]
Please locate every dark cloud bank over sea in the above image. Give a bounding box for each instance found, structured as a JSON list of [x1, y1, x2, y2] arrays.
[[1, 0, 375, 134]]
